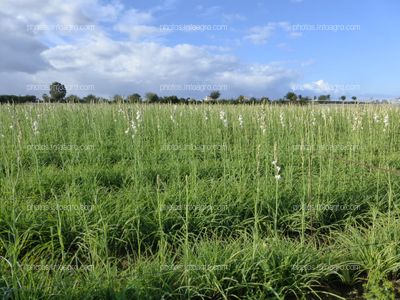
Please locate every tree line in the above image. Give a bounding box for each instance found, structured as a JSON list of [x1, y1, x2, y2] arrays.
[[0, 82, 360, 105]]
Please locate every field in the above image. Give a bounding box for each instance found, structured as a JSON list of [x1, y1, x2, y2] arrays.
[[0, 103, 400, 299]]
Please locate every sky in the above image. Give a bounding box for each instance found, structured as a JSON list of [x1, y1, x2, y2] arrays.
[[0, 0, 399, 100]]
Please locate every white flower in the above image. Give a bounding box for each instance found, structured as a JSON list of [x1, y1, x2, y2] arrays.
[[125, 119, 137, 135], [170, 114, 177, 125], [383, 114, 389, 132], [383, 114, 389, 126], [310, 111, 316, 126], [279, 112, 285, 127], [238, 114, 243, 127], [373, 113, 380, 123], [136, 111, 142, 123], [272, 160, 282, 180], [130, 120, 137, 138], [260, 124, 266, 134], [258, 112, 266, 133], [219, 111, 228, 127], [32, 120, 39, 135]]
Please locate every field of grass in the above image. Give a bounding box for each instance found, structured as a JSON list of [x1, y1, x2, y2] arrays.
[[0, 103, 400, 299]]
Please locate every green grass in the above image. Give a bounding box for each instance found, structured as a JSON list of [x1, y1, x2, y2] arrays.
[[0, 103, 400, 299]]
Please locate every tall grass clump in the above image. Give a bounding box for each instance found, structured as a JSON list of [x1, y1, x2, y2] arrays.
[[0, 103, 399, 299]]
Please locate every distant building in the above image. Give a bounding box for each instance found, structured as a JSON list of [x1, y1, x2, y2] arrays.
[[203, 96, 214, 102]]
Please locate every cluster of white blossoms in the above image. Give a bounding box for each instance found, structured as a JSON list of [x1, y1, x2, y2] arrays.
[[383, 113, 389, 132], [136, 110, 142, 124], [352, 113, 363, 131], [124, 110, 142, 139], [32, 120, 39, 135], [204, 111, 209, 121], [170, 113, 177, 125], [115, 108, 124, 122], [272, 160, 282, 181], [170, 106, 178, 125], [257, 112, 266, 134], [238, 114, 244, 128], [310, 111, 316, 126], [321, 110, 327, 122], [279, 112, 285, 127], [125, 120, 137, 138], [373, 113, 380, 123], [219, 111, 228, 127]]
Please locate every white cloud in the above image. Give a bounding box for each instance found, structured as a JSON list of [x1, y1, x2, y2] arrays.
[[2, 34, 298, 97], [0, 12, 50, 73], [296, 79, 333, 92], [245, 22, 297, 44], [245, 24, 276, 44], [0, 0, 300, 98], [291, 79, 361, 95]]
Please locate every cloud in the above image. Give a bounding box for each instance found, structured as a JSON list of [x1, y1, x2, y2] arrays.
[[245, 22, 296, 44], [245, 24, 276, 44], [112, 9, 169, 40], [0, 0, 300, 98], [0, 12, 50, 73], [291, 79, 361, 95], [6, 34, 298, 98]]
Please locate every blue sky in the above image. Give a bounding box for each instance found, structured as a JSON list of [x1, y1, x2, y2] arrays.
[[0, 0, 399, 99]]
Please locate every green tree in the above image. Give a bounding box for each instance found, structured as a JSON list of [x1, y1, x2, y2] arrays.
[[113, 95, 124, 103], [285, 92, 297, 102], [49, 82, 66, 102], [146, 92, 159, 103], [318, 95, 328, 101], [340, 95, 346, 102], [127, 93, 141, 103], [83, 94, 98, 103], [209, 90, 221, 100], [42, 93, 50, 103], [66, 95, 80, 103], [352, 96, 357, 101]]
